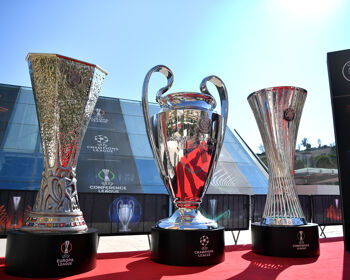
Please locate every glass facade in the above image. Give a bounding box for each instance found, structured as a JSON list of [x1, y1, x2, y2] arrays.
[[0, 83, 268, 194]]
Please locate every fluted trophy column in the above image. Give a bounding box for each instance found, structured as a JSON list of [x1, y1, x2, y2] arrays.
[[248, 86, 319, 257], [248, 86, 306, 226]]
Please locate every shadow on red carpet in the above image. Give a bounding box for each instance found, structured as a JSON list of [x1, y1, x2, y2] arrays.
[[0, 237, 349, 280]]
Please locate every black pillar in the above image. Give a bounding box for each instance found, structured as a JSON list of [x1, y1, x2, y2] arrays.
[[327, 49, 350, 252]]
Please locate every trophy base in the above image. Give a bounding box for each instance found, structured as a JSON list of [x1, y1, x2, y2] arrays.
[[151, 226, 225, 266], [251, 222, 320, 257], [5, 228, 98, 277]]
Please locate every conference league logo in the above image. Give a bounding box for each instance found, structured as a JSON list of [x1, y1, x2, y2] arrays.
[[90, 108, 109, 124], [292, 230, 310, 250], [86, 134, 119, 153], [89, 169, 127, 193], [194, 235, 214, 258], [57, 240, 74, 266]]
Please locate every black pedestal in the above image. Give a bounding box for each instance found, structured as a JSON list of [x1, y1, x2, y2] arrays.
[[251, 222, 320, 257], [5, 228, 98, 277], [151, 226, 225, 266]]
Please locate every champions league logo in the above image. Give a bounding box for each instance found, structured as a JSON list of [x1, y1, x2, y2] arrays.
[[86, 134, 119, 153], [194, 235, 214, 258], [91, 108, 109, 123], [57, 240, 74, 266], [200, 235, 209, 250]]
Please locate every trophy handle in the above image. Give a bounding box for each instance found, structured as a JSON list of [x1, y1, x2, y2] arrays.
[[142, 65, 174, 177], [200, 76, 229, 139]]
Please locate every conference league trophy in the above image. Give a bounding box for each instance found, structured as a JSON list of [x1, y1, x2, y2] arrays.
[[5, 53, 107, 277], [248, 86, 319, 257], [142, 65, 228, 265]]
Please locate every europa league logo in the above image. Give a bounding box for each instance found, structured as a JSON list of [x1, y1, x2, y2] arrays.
[[61, 240, 72, 256], [117, 200, 135, 232]]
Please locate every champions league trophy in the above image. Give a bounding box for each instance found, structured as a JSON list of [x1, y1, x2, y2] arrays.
[[248, 86, 319, 257], [5, 53, 107, 277], [142, 65, 228, 265], [117, 200, 134, 232]]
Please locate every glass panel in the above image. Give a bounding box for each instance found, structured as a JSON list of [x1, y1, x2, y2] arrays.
[[123, 115, 146, 134], [224, 129, 240, 144], [134, 158, 163, 186], [0, 153, 37, 181], [128, 134, 153, 157], [2, 124, 39, 152], [120, 100, 143, 116], [224, 142, 253, 164], [17, 87, 35, 104], [235, 162, 268, 193], [11, 102, 38, 125], [120, 99, 159, 117]]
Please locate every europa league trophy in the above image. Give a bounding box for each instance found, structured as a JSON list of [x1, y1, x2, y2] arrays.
[[248, 86, 319, 257], [142, 65, 228, 265], [5, 53, 107, 277]]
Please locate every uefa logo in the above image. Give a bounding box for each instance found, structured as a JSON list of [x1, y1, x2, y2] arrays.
[[342, 61, 350, 82]]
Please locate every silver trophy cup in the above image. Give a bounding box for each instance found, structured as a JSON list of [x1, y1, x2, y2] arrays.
[[117, 200, 135, 232], [248, 86, 319, 257], [142, 65, 228, 229], [22, 53, 107, 232]]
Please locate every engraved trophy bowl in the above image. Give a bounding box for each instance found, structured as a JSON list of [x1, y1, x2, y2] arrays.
[[5, 53, 107, 277], [142, 65, 228, 230], [248, 86, 319, 257]]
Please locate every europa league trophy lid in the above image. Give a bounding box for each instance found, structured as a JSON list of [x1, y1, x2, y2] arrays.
[[26, 53, 108, 75]]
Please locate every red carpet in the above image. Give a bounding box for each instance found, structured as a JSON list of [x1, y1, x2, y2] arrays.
[[0, 237, 348, 280]]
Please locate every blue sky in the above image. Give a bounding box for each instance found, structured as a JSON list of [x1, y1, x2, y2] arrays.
[[1, 0, 349, 152]]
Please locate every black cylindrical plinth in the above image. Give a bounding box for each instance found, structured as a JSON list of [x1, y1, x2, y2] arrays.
[[5, 228, 98, 277], [251, 222, 320, 257], [151, 226, 225, 266]]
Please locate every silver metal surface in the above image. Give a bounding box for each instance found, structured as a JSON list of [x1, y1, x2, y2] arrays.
[[248, 86, 307, 226], [21, 53, 107, 232], [142, 65, 228, 229], [117, 200, 134, 232]]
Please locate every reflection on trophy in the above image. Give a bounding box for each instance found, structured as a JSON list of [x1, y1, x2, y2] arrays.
[[5, 53, 107, 277], [117, 200, 134, 232], [142, 65, 228, 265], [11, 196, 21, 226], [248, 86, 319, 257], [209, 199, 217, 220]]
